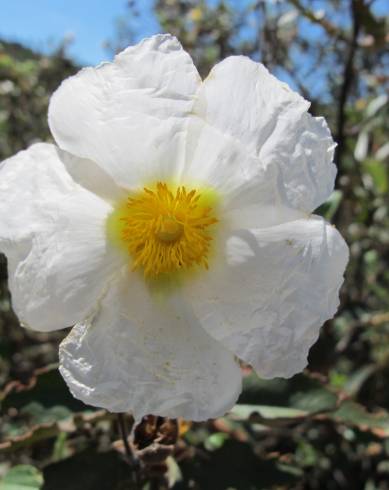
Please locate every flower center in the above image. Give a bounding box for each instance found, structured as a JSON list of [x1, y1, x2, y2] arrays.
[[108, 182, 218, 278], [156, 216, 184, 243]]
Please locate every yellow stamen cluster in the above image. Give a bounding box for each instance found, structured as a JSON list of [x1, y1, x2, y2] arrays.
[[119, 182, 218, 277]]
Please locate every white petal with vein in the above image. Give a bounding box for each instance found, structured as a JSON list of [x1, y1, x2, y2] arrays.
[[190, 56, 336, 212], [49, 34, 201, 189], [185, 217, 348, 378], [0, 143, 122, 332], [60, 273, 242, 421]]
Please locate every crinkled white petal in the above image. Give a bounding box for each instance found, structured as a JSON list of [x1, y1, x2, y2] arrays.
[[186, 56, 336, 213], [260, 113, 337, 212], [0, 143, 123, 332], [59, 272, 242, 421], [59, 150, 125, 204], [184, 216, 348, 378], [183, 116, 306, 229], [49, 34, 201, 189]]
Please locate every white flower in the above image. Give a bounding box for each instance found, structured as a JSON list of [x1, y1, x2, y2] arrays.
[[0, 35, 348, 422]]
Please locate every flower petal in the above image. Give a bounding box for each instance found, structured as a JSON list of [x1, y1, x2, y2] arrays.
[[59, 150, 125, 204], [187, 56, 336, 213], [49, 34, 201, 189], [0, 143, 122, 332], [59, 273, 242, 421], [183, 116, 306, 229], [185, 217, 348, 378]]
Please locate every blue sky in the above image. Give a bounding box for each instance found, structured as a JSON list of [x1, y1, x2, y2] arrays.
[[0, 0, 387, 70], [0, 0, 159, 65]]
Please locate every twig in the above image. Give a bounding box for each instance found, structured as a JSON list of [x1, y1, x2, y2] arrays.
[[117, 413, 140, 487], [258, 0, 270, 67], [118, 413, 133, 459], [289, 0, 347, 41], [334, 0, 361, 169]]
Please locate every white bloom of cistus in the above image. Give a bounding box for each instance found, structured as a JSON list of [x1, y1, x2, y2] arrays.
[[0, 35, 348, 421]]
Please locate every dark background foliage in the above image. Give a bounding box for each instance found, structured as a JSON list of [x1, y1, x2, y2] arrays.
[[0, 0, 389, 488]]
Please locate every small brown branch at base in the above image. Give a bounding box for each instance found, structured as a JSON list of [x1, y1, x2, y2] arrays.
[[117, 413, 133, 460], [116, 415, 181, 488], [117, 413, 140, 486]]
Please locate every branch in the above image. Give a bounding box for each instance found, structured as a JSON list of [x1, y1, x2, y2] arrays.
[[288, 0, 348, 42], [117, 413, 140, 487], [334, 0, 361, 168]]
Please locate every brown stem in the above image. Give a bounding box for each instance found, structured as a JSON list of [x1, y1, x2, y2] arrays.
[[335, 0, 361, 169], [117, 413, 140, 487], [258, 0, 270, 67]]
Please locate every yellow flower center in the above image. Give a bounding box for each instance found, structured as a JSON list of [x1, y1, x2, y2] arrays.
[[107, 182, 218, 278]]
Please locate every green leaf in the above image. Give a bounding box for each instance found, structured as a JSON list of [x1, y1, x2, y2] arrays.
[[343, 364, 376, 397], [1, 364, 105, 450], [1, 402, 73, 440], [52, 432, 69, 462], [230, 404, 308, 424], [204, 432, 229, 451], [362, 159, 388, 194], [354, 131, 369, 161], [0, 465, 43, 490], [240, 371, 338, 413], [295, 440, 318, 467], [331, 401, 389, 438], [366, 94, 388, 118], [289, 386, 338, 413], [0, 410, 110, 454], [315, 190, 343, 220]]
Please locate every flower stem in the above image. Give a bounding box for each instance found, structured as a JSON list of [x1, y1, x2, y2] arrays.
[[117, 413, 140, 487]]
